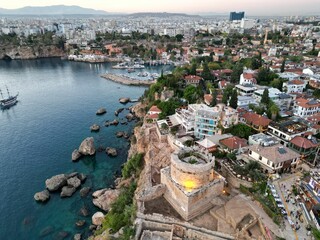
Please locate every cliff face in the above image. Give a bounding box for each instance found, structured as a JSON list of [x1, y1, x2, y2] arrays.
[[0, 45, 65, 60]]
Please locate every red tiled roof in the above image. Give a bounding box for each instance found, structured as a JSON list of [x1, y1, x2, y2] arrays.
[[296, 98, 320, 108], [147, 113, 159, 119], [243, 73, 255, 79], [220, 136, 248, 150], [242, 112, 271, 127], [289, 79, 304, 85], [285, 69, 303, 75], [184, 75, 202, 82], [290, 136, 318, 149], [149, 105, 161, 113]]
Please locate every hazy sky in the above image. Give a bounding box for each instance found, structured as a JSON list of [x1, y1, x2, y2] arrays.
[[1, 0, 320, 15]]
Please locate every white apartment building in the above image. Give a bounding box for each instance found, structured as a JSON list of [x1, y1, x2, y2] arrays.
[[235, 84, 257, 96], [293, 98, 320, 118], [237, 95, 257, 107], [239, 69, 257, 85], [240, 19, 256, 29], [253, 87, 293, 111], [283, 79, 306, 94], [174, 104, 238, 139]]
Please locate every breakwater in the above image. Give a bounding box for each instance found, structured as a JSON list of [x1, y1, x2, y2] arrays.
[[101, 73, 156, 86]]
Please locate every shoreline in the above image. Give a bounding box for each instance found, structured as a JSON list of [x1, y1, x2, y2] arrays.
[[101, 73, 156, 86]]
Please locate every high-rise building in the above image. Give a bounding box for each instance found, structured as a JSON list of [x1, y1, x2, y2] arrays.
[[229, 11, 245, 21]]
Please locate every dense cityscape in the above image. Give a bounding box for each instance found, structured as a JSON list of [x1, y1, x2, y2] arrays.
[[1, 4, 320, 240]]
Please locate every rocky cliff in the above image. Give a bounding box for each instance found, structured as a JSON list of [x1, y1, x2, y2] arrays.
[[0, 45, 65, 60]]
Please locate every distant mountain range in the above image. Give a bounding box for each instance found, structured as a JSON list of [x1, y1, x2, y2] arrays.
[[0, 5, 109, 15], [128, 12, 199, 18], [0, 5, 201, 17]]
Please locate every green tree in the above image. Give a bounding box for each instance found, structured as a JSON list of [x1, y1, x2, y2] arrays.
[[270, 78, 284, 91], [175, 34, 184, 42], [183, 85, 201, 104], [268, 103, 280, 120], [225, 124, 253, 139], [208, 62, 221, 70], [201, 61, 213, 80], [313, 89, 320, 99], [190, 62, 197, 75], [158, 98, 181, 119], [231, 62, 243, 84], [261, 89, 270, 105], [229, 89, 238, 109], [257, 67, 278, 85], [222, 85, 233, 105], [251, 52, 262, 69], [210, 89, 217, 107]]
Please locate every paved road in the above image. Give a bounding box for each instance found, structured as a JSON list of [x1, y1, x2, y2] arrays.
[[273, 173, 313, 240]]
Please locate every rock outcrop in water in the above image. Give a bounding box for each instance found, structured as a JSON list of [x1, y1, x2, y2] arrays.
[[114, 108, 124, 116], [92, 188, 120, 211], [96, 108, 106, 115], [71, 149, 82, 161], [119, 97, 130, 104], [34, 190, 50, 202], [80, 187, 91, 197], [45, 174, 67, 191], [106, 147, 118, 157], [105, 119, 119, 127], [61, 186, 77, 198], [92, 212, 105, 226], [90, 124, 100, 132], [116, 131, 124, 138], [67, 176, 81, 189], [78, 137, 95, 155], [38, 173, 86, 201]]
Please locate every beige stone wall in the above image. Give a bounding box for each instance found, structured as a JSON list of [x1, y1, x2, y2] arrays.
[[170, 153, 216, 190], [135, 212, 235, 240], [161, 167, 189, 219], [161, 167, 225, 221], [221, 164, 253, 189]]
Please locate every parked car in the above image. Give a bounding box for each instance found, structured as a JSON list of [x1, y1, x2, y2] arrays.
[[274, 198, 282, 202]]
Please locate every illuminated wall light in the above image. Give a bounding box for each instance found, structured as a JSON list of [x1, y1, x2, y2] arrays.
[[184, 180, 197, 192]]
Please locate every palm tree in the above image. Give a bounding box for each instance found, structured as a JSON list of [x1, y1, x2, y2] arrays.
[[269, 104, 280, 120]]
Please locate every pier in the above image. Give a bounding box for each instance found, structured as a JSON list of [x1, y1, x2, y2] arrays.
[[101, 73, 156, 86]]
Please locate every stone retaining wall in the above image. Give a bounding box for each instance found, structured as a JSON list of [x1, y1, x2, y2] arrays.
[[221, 164, 253, 189], [135, 213, 235, 240]]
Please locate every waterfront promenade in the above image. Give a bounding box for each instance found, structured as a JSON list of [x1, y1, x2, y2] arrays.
[[101, 73, 156, 86]]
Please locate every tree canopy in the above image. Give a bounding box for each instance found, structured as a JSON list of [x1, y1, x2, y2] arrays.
[[229, 89, 238, 109], [183, 85, 202, 104], [261, 89, 270, 105]]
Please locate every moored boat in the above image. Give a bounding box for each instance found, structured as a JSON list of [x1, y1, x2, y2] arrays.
[[0, 87, 19, 109]]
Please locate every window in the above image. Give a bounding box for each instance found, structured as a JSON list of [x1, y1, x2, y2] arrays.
[[249, 150, 252, 155], [267, 160, 270, 165], [259, 156, 262, 160]]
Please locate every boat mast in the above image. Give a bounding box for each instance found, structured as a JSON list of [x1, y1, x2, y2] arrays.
[[0, 89, 3, 99], [5, 85, 10, 97]]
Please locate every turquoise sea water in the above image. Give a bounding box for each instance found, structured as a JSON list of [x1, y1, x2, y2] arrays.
[[0, 59, 171, 239]]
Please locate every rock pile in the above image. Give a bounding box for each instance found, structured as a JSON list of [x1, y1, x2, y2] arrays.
[[34, 172, 87, 202]]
